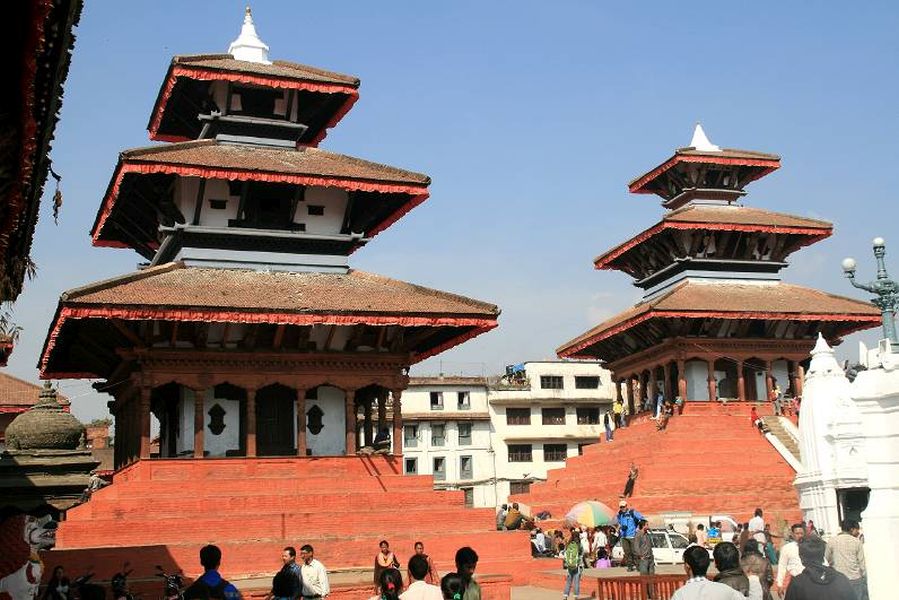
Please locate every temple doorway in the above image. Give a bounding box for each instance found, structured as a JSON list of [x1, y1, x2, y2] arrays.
[[256, 384, 296, 456]]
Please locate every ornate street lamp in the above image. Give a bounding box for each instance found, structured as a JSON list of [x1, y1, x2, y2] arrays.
[[842, 237, 899, 347]]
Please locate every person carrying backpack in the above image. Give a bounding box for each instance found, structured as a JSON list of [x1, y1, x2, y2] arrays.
[[184, 545, 241, 600], [561, 528, 583, 600]]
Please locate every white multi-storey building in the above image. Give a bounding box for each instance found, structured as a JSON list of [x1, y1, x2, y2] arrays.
[[403, 360, 614, 508]]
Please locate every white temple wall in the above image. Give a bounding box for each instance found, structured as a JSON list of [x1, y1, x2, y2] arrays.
[[685, 360, 709, 400], [175, 388, 241, 457], [306, 386, 346, 456], [300, 187, 349, 234]]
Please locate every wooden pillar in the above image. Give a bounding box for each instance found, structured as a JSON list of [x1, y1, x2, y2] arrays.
[[625, 375, 635, 416], [139, 387, 152, 460], [616, 378, 624, 404], [677, 359, 687, 411], [707, 359, 717, 401], [764, 360, 774, 401], [246, 388, 257, 458], [378, 390, 388, 433], [345, 388, 357, 454], [789, 360, 803, 399], [663, 362, 672, 403], [648, 369, 657, 410], [296, 388, 307, 457], [363, 392, 374, 447], [193, 388, 206, 458], [795, 365, 805, 397], [736, 359, 746, 402], [392, 389, 403, 456]]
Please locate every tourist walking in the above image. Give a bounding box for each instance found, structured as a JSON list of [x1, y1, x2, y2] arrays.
[[604, 411, 614, 441], [741, 551, 774, 600], [776, 523, 806, 596], [184, 545, 242, 600], [713, 542, 750, 596], [622, 463, 639, 498], [784, 536, 854, 600], [454, 547, 481, 600], [561, 529, 583, 600], [615, 500, 643, 571], [370, 568, 403, 600], [299, 545, 329, 600], [635, 520, 656, 597], [824, 519, 867, 600], [401, 556, 442, 600], [374, 540, 401, 592], [613, 399, 624, 428], [770, 378, 783, 416], [671, 546, 746, 600], [748, 508, 766, 551], [270, 547, 302, 600], [411, 542, 439, 586]]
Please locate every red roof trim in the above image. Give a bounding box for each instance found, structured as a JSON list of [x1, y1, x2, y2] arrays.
[[147, 66, 359, 143], [91, 161, 429, 246], [559, 310, 881, 358], [629, 154, 780, 195], [594, 221, 832, 269], [0, 407, 30, 414], [39, 305, 497, 377]]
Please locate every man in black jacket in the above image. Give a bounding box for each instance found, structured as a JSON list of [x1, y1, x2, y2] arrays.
[[785, 536, 854, 600], [713, 542, 749, 596]]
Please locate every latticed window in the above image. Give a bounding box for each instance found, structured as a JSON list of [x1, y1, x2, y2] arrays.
[[506, 408, 531, 425], [576, 407, 600, 424], [431, 423, 446, 447], [540, 375, 564, 389], [575, 376, 600, 389], [542, 407, 566, 425], [460, 455, 473, 479], [508, 444, 533, 462], [430, 391, 444, 410], [510, 480, 531, 495], [403, 424, 418, 448], [457, 391, 471, 409], [405, 458, 417, 474], [433, 457, 446, 480], [458, 423, 472, 445], [544, 443, 568, 462]]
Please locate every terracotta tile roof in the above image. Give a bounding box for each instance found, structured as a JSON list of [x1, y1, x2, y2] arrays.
[[61, 262, 499, 319], [674, 147, 780, 161], [173, 54, 359, 87], [559, 280, 881, 356], [121, 140, 430, 187], [663, 205, 831, 229], [0, 373, 69, 408], [594, 205, 832, 269], [628, 147, 781, 194]]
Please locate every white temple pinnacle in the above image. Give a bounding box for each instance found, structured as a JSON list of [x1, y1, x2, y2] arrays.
[[689, 123, 721, 152], [228, 5, 272, 65], [808, 332, 842, 377]]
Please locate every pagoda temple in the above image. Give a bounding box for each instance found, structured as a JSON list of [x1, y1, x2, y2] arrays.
[[39, 8, 499, 469], [559, 125, 881, 413]]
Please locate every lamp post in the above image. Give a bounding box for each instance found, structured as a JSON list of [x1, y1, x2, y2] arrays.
[[842, 237, 899, 347]]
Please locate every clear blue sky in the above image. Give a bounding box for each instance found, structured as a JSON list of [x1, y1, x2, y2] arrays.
[[8, 1, 899, 420]]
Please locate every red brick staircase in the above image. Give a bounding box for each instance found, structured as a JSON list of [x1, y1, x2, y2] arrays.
[[511, 402, 801, 526], [46, 456, 535, 587]]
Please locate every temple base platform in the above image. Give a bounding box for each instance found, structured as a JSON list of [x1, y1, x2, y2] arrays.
[[511, 401, 801, 526], [44, 455, 535, 592]]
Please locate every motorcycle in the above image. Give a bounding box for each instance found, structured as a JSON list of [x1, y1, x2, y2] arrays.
[[110, 563, 134, 600], [72, 570, 105, 600], [155, 565, 184, 600]]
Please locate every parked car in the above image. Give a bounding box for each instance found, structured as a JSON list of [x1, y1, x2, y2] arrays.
[[611, 529, 712, 565]]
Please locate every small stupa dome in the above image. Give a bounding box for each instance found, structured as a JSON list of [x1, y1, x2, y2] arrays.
[[5, 382, 84, 450], [227, 5, 272, 65]]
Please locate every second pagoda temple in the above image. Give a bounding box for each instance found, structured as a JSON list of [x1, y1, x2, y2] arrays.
[[39, 8, 499, 469], [558, 125, 881, 413]]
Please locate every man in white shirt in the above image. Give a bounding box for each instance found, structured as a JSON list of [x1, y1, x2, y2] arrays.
[[671, 546, 746, 600], [400, 555, 442, 600], [776, 522, 806, 596], [747, 508, 766, 548], [534, 529, 547, 553], [299, 545, 329, 599]]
